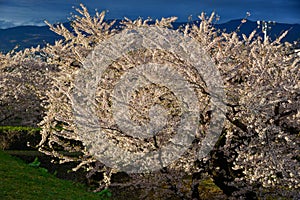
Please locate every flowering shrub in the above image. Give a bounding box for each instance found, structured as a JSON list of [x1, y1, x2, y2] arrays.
[[196, 15, 300, 197], [1, 4, 299, 199], [0, 47, 58, 127]]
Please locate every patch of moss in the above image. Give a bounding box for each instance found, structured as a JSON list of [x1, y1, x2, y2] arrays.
[[198, 177, 226, 199]]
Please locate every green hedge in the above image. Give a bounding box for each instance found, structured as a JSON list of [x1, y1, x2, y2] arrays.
[[0, 126, 41, 150]]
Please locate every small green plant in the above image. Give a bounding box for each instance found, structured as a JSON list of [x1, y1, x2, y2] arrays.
[[28, 157, 41, 167], [96, 189, 112, 200], [28, 157, 48, 174]]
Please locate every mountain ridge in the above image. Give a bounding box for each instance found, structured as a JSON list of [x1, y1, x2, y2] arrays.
[[0, 19, 299, 53]]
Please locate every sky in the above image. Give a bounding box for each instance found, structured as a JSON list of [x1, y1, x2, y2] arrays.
[[0, 0, 299, 29]]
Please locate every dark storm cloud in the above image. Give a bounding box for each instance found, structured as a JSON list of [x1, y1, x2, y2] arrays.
[[0, 0, 299, 28]]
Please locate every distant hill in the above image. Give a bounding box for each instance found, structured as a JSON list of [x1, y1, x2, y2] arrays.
[[0, 25, 62, 53], [0, 19, 299, 53], [214, 19, 300, 44]]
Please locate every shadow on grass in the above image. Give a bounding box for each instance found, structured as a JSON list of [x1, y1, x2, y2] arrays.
[[0, 150, 110, 200]]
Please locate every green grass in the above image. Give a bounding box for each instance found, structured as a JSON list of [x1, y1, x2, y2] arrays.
[[0, 126, 41, 132], [0, 150, 110, 200]]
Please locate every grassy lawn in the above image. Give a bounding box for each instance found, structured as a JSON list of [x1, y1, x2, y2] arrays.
[[0, 150, 110, 200]]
